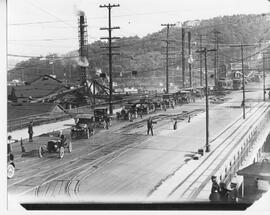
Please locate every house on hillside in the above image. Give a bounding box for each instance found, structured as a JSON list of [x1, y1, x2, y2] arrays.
[[7, 75, 68, 103]]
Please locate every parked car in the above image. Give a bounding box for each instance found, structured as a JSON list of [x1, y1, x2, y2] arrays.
[[7, 140, 15, 179], [38, 132, 72, 159], [94, 107, 112, 128], [116, 103, 138, 120], [71, 114, 94, 139]]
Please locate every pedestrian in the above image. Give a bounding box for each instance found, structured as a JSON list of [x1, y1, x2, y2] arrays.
[[219, 182, 230, 202], [105, 117, 109, 130], [28, 120, 33, 142], [268, 91, 270, 99], [59, 130, 65, 144], [188, 115, 191, 123], [209, 176, 220, 202], [147, 117, 156, 136], [241, 100, 244, 108], [227, 183, 238, 203], [139, 108, 143, 119], [173, 119, 177, 130]]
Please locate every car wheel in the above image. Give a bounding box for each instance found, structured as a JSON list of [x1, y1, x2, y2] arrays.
[[59, 146, 64, 159], [68, 142, 72, 153], [7, 163, 15, 179], [38, 146, 44, 158]]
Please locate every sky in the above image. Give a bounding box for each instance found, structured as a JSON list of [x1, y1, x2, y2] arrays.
[[6, 0, 270, 66]]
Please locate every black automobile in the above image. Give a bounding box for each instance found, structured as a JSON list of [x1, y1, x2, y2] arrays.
[[38, 132, 72, 159], [7, 140, 15, 179], [116, 103, 138, 120], [94, 107, 112, 128], [71, 114, 95, 139]]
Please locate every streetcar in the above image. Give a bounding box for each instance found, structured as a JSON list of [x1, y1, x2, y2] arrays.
[[233, 79, 242, 90]]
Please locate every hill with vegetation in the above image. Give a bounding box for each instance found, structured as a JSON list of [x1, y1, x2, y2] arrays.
[[8, 13, 270, 89]]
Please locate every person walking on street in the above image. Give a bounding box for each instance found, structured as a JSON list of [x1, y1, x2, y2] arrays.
[[173, 119, 177, 130], [147, 116, 156, 136], [105, 117, 109, 130], [28, 120, 33, 142], [139, 109, 143, 119], [188, 115, 191, 123]]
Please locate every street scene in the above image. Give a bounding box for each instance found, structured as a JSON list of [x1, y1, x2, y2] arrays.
[[5, 0, 270, 211]]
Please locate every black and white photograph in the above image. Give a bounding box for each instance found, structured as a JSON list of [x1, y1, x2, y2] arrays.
[[2, 0, 270, 212]]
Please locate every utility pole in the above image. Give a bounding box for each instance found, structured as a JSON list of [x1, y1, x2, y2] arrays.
[[230, 44, 254, 119], [161, 23, 175, 93], [263, 52, 266, 101], [199, 34, 203, 86], [182, 27, 185, 88], [188, 31, 192, 88], [100, 3, 120, 115], [213, 30, 221, 88], [196, 47, 216, 153]]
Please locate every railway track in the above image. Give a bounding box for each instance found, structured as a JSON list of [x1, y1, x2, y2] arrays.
[[147, 102, 268, 201], [12, 109, 202, 198]]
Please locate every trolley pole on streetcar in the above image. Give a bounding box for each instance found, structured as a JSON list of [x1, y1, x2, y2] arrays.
[[196, 47, 216, 153]]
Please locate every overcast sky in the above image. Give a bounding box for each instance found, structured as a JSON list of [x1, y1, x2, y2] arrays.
[[7, 0, 270, 64]]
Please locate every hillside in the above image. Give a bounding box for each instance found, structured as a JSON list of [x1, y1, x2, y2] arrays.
[[8, 13, 270, 89]]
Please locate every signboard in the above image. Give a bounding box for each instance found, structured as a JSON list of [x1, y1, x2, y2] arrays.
[[257, 179, 270, 191]]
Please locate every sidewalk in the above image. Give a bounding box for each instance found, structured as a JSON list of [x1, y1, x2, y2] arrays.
[[8, 108, 123, 142], [8, 118, 75, 141]]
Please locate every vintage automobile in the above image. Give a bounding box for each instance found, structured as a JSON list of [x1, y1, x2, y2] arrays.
[[138, 98, 155, 114], [71, 114, 94, 139], [94, 107, 112, 128], [116, 103, 138, 120], [7, 140, 15, 179], [38, 132, 72, 159], [162, 93, 175, 109]]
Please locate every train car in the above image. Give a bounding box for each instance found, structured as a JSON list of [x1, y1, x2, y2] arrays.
[[233, 79, 242, 90], [217, 79, 233, 91]]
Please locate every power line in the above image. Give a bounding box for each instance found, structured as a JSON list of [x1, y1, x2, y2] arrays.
[[9, 38, 77, 42], [26, 0, 75, 29]]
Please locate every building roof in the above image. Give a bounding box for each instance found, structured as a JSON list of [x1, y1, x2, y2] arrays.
[[8, 103, 63, 120], [237, 160, 270, 180], [7, 75, 68, 99]]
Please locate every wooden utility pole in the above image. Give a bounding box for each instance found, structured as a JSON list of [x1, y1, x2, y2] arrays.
[[230, 44, 254, 119], [188, 31, 192, 88], [263, 52, 266, 101], [100, 3, 120, 115], [213, 30, 221, 87], [196, 47, 216, 153], [161, 23, 175, 93], [182, 28, 185, 88], [199, 34, 203, 86]]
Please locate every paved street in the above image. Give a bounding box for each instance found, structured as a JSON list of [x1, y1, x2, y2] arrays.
[[7, 79, 269, 204]]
